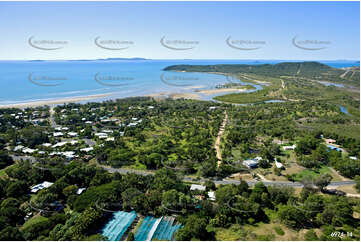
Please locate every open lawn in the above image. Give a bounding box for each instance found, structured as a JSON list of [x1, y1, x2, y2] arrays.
[[292, 165, 341, 182], [213, 222, 320, 241]]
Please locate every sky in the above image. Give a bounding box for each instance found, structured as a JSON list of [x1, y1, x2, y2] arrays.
[[0, 1, 359, 60]]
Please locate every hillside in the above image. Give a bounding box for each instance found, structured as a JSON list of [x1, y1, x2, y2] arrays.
[[164, 62, 359, 85]]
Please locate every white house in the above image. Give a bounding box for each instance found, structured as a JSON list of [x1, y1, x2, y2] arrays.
[[67, 132, 78, 137], [190, 184, 206, 191], [80, 147, 94, 152], [31, 181, 54, 193], [42, 143, 52, 147], [14, 145, 24, 151], [282, 144, 296, 150], [128, 122, 138, 127], [62, 151, 76, 160], [69, 140, 78, 145], [50, 152, 62, 156], [95, 132, 107, 137], [208, 191, 216, 201], [53, 132, 64, 137], [52, 141, 68, 148], [22, 147, 37, 154]]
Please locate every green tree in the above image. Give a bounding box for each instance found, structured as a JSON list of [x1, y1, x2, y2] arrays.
[[6, 180, 28, 198], [0, 151, 13, 170], [0, 198, 24, 225], [314, 173, 332, 191], [63, 185, 78, 197], [204, 180, 216, 191], [175, 214, 212, 240], [304, 229, 318, 241], [0, 226, 24, 240], [278, 205, 306, 229]]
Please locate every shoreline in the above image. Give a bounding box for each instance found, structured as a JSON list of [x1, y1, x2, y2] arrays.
[[196, 88, 247, 95], [0, 91, 206, 109], [0, 93, 114, 109]]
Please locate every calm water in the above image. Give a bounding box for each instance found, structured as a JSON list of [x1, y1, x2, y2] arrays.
[[319, 81, 344, 88], [339, 105, 350, 115], [0, 59, 358, 105]]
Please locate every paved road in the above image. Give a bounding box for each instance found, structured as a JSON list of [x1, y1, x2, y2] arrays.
[[10, 155, 356, 188], [49, 107, 58, 128], [101, 166, 355, 188], [10, 155, 36, 163]]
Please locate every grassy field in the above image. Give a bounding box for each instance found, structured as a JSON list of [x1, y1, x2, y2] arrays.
[[213, 222, 318, 241], [291, 165, 339, 182]]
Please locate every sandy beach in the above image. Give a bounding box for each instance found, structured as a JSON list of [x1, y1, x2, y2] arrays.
[[196, 88, 247, 95], [0, 93, 114, 109]]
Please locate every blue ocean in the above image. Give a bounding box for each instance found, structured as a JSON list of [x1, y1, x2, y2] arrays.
[[0, 59, 358, 105]]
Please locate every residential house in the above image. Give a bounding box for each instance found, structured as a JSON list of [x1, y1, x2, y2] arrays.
[[31, 181, 54, 193], [282, 144, 296, 150]]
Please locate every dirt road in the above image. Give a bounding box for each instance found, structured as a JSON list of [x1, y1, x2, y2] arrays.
[[216, 111, 228, 167]]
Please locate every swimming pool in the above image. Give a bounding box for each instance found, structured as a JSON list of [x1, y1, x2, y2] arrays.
[[339, 105, 350, 115], [102, 210, 137, 241], [327, 144, 342, 152]]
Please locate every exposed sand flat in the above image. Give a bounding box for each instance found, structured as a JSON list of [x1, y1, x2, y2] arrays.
[[197, 88, 247, 95], [144, 92, 200, 100], [144, 92, 170, 98], [182, 85, 206, 90], [0, 93, 114, 109], [168, 92, 200, 100], [253, 80, 270, 85]]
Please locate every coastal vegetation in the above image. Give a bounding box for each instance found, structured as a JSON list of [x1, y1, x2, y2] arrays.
[[0, 61, 359, 241]]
